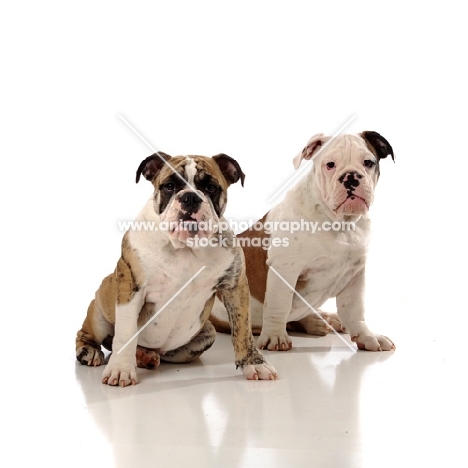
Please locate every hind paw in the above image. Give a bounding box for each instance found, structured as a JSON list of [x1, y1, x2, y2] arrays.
[[136, 346, 160, 369], [76, 345, 104, 366]]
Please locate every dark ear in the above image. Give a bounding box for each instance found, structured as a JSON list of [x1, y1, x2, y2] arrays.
[[293, 133, 331, 169], [361, 131, 395, 162], [136, 152, 172, 183], [212, 153, 246, 187]]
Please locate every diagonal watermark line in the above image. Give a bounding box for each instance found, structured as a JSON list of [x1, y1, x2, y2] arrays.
[[268, 266, 357, 353], [117, 266, 206, 354], [267, 115, 356, 203], [118, 113, 158, 153], [118, 114, 207, 202]]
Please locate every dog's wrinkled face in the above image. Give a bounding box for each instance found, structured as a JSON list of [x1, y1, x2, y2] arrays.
[[317, 135, 380, 217], [136, 153, 244, 245], [294, 131, 394, 219]]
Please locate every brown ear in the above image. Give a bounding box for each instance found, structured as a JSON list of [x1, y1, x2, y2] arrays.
[[361, 131, 395, 162], [293, 133, 331, 169], [212, 153, 246, 187], [135, 152, 172, 183]]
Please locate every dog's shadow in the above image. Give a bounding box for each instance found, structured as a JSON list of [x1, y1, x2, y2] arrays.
[[75, 336, 392, 468]]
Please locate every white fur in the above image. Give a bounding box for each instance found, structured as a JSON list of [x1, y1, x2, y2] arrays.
[[129, 204, 233, 352], [103, 298, 142, 386], [257, 134, 394, 352], [102, 198, 236, 385], [128, 200, 233, 351], [184, 157, 197, 186]]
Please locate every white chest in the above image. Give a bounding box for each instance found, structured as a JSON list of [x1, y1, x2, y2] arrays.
[[136, 275, 216, 352], [268, 224, 368, 320], [131, 233, 235, 351]]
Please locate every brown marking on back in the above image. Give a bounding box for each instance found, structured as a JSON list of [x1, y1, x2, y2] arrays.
[[238, 213, 270, 303]]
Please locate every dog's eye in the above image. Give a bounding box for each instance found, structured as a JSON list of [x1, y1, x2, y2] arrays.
[[364, 159, 376, 169], [205, 184, 218, 193], [163, 183, 176, 192], [326, 162, 335, 170]]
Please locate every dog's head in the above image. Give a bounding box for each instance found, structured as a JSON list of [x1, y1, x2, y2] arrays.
[[136, 153, 245, 244], [293, 131, 394, 219]]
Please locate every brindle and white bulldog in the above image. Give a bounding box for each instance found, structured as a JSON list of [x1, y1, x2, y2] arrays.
[[76, 152, 277, 386], [211, 131, 396, 352]]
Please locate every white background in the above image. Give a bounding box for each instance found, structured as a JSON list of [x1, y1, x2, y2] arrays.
[[1, 0, 467, 436]]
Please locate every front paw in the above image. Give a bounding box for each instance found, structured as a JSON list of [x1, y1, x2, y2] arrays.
[[102, 358, 138, 387], [258, 329, 292, 351], [351, 333, 395, 351], [242, 363, 278, 380]]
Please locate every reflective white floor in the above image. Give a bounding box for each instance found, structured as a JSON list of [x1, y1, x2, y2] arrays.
[[6, 302, 465, 468], [3, 4, 468, 466]]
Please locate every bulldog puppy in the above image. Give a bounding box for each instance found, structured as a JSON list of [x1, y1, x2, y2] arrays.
[[76, 152, 277, 386], [210, 131, 396, 352]]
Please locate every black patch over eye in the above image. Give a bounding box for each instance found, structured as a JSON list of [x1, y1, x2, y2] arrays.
[[195, 174, 223, 216], [158, 175, 184, 214], [364, 159, 376, 169], [205, 183, 218, 193], [163, 182, 176, 192], [326, 161, 336, 169]]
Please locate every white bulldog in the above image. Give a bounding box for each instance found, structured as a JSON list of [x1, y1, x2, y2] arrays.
[[211, 131, 396, 352]]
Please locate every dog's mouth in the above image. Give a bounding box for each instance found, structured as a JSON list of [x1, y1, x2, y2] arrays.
[[170, 218, 201, 234], [166, 210, 218, 242], [180, 212, 199, 223], [160, 201, 219, 246], [335, 195, 369, 213]]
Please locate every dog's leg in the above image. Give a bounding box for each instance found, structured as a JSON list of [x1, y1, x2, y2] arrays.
[[219, 270, 278, 380], [288, 310, 342, 336], [76, 299, 113, 366], [257, 266, 301, 351], [161, 320, 217, 363], [101, 296, 143, 386], [336, 268, 395, 351], [77, 302, 160, 369], [101, 256, 144, 387]]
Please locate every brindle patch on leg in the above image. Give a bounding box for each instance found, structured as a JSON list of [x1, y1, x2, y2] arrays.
[[218, 256, 278, 380], [161, 320, 217, 363]]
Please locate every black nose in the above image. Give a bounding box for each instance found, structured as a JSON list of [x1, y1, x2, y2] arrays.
[[179, 192, 203, 212], [338, 171, 363, 192]]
